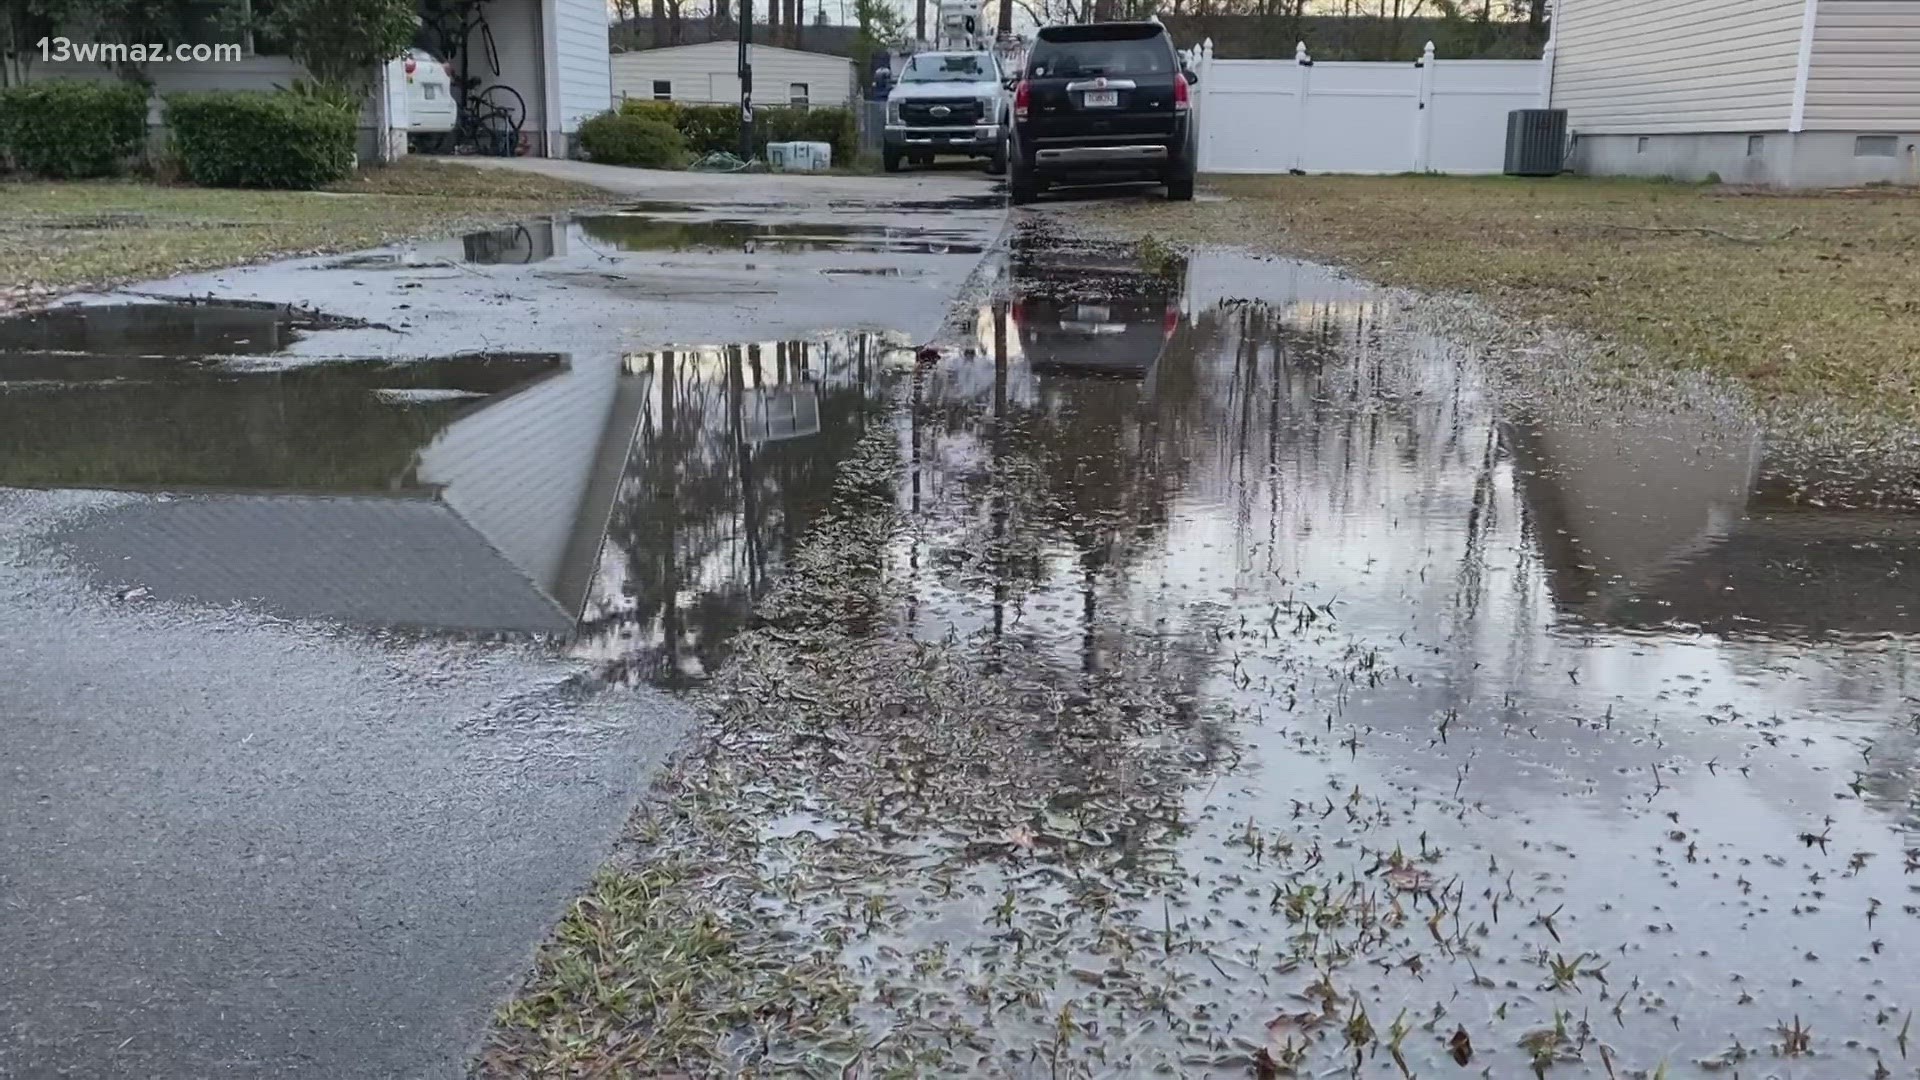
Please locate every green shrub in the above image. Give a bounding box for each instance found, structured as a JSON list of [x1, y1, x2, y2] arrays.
[[619, 103, 857, 166], [0, 80, 149, 178], [673, 104, 743, 157], [165, 90, 357, 189], [579, 111, 686, 168], [618, 98, 683, 126]]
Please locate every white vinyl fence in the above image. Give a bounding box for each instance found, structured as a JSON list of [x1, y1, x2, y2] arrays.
[[1179, 40, 1547, 175]]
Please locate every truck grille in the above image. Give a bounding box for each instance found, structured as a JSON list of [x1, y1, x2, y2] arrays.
[[900, 98, 983, 125]]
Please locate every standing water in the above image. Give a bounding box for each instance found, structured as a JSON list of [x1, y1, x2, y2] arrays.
[[494, 224, 1920, 1078]]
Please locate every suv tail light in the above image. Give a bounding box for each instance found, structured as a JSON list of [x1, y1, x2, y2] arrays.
[[1014, 80, 1031, 121], [1163, 304, 1180, 337], [1173, 75, 1190, 111]]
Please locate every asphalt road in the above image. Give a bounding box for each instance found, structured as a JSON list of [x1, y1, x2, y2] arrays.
[[0, 169, 1007, 1078]]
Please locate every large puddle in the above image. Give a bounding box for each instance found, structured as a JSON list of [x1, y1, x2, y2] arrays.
[[11, 217, 1920, 1074], [0, 304, 905, 644], [492, 225, 1918, 1077], [325, 214, 990, 269], [858, 232, 1920, 1075]]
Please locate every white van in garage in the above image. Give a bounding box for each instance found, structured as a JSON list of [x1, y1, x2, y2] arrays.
[[396, 48, 456, 138]]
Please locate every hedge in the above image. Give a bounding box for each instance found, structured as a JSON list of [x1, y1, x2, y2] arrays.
[[579, 111, 686, 168], [618, 99, 855, 165], [165, 91, 357, 189], [0, 80, 149, 178]]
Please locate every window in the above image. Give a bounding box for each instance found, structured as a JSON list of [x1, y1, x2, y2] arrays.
[[901, 53, 993, 82], [1747, 134, 1764, 157], [789, 82, 810, 106], [1856, 135, 1898, 158], [652, 80, 672, 101], [1636, 136, 1649, 153], [1029, 24, 1173, 78]]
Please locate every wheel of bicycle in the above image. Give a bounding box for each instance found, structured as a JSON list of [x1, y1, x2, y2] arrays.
[[476, 84, 526, 135], [479, 20, 501, 76], [472, 104, 520, 156]]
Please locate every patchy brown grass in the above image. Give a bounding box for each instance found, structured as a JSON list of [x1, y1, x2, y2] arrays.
[[0, 159, 612, 308], [1082, 175, 1920, 425]]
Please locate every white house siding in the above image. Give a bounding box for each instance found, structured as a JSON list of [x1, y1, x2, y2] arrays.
[[1550, 0, 1804, 133], [551, 0, 614, 149], [1802, 0, 1920, 129], [611, 41, 854, 107]]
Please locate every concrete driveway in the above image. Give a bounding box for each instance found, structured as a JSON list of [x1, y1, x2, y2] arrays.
[[0, 169, 1006, 1078]]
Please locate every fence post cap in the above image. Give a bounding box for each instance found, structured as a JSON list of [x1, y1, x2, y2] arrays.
[[1294, 41, 1308, 60], [1423, 40, 1436, 56]]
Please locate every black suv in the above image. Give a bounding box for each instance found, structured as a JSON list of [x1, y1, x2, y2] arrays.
[[1008, 22, 1199, 205]]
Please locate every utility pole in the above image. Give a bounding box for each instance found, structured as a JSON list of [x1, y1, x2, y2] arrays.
[[738, 0, 754, 159]]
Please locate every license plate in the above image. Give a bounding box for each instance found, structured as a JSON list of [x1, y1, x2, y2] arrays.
[[1083, 90, 1118, 107]]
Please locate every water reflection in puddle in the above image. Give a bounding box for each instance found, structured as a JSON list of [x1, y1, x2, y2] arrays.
[[570, 333, 905, 687], [320, 215, 990, 272], [6, 316, 907, 645], [703, 231, 1920, 1075], [0, 301, 356, 357]]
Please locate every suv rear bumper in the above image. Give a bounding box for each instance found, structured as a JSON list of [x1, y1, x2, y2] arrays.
[[1034, 144, 1168, 166], [1014, 121, 1192, 177]]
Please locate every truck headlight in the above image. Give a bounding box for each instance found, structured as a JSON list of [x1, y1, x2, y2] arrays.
[[980, 97, 998, 119], [886, 100, 901, 125]]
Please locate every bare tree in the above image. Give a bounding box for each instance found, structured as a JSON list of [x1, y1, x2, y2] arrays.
[[915, 0, 925, 44]]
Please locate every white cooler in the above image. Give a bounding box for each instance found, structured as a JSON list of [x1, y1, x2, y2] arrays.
[[767, 141, 833, 172]]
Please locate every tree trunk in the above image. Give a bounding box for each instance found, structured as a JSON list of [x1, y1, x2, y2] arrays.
[[997, 0, 1012, 35], [915, 0, 925, 45], [650, 0, 667, 45]]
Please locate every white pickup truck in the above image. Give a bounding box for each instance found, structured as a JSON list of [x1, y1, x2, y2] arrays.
[[883, 49, 1012, 175]]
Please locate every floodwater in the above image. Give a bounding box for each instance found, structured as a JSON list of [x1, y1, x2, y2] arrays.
[[0, 300, 357, 356], [614, 225, 1920, 1077], [568, 334, 905, 687], [0, 346, 561, 492], [0, 298, 907, 649], [326, 214, 989, 269]]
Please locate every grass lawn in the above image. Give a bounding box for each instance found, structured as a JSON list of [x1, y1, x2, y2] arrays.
[[0, 159, 613, 306], [1088, 175, 1920, 426]]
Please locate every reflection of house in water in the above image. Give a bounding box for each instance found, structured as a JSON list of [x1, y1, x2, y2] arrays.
[[1509, 411, 1920, 638], [2, 342, 654, 635]]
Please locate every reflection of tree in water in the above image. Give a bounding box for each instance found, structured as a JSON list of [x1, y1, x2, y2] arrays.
[[0, 354, 560, 491], [577, 336, 891, 687]]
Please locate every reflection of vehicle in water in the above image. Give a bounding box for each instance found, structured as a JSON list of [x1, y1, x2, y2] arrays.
[[1010, 260, 1185, 378]]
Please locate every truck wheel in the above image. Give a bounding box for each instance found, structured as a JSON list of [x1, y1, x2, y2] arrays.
[[986, 138, 1008, 176], [883, 148, 904, 173], [1010, 167, 1039, 206], [1165, 165, 1195, 202]]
